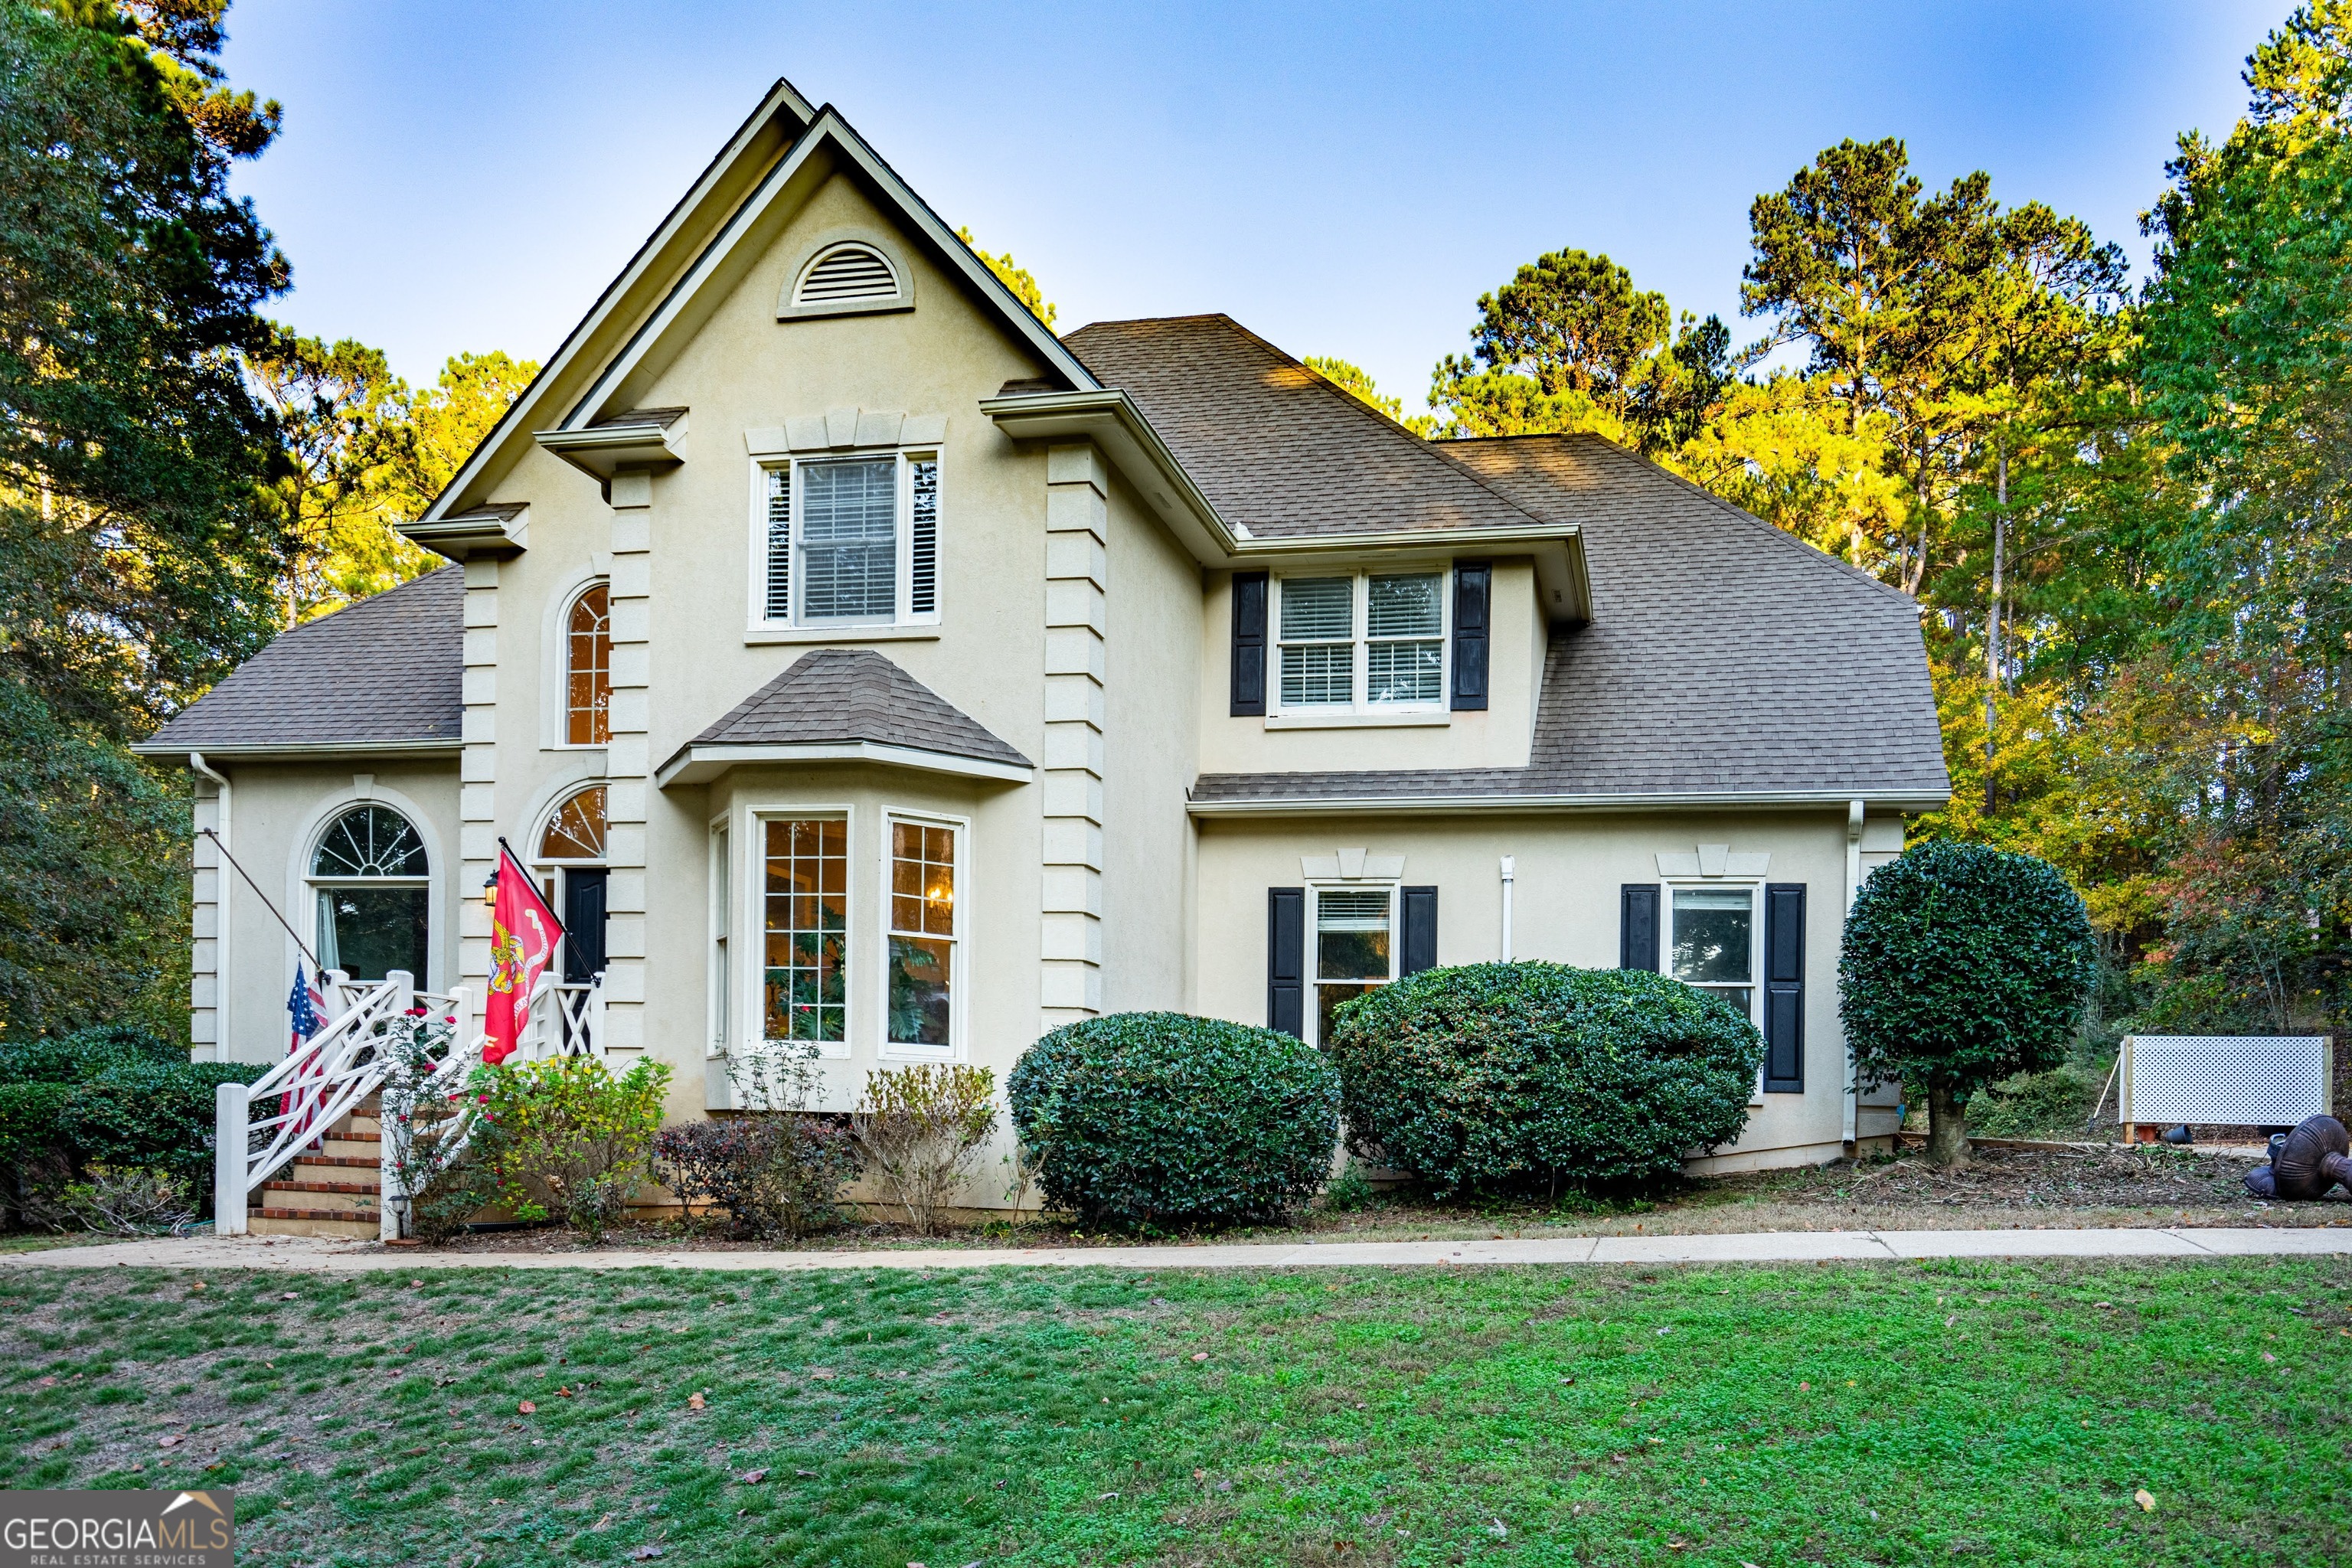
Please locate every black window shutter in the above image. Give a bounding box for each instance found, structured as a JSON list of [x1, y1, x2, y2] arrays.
[[1619, 884, 1659, 972], [1230, 571, 1269, 717], [1267, 887, 1305, 1037], [1400, 886, 1439, 975], [1762, 883, 1805, 1093], [1451, 561, 1490, 711]]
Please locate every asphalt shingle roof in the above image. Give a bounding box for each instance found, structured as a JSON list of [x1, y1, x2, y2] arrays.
[[1188, 433, 1950, 805], [682, 648, 1031, 769], [137, 567, 464, 754], [1062, 315, 1547, 539]]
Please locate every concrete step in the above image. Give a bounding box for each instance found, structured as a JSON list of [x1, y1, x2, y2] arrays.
[[249, 1210, 379, 1240], [253, 1182, 377, 1214]]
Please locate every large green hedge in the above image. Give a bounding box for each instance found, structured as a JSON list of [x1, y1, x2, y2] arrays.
[[1324, 962, 1762, 1197], [1008, 1012, 1339, 1232], [0, 1025, 263, 1223]]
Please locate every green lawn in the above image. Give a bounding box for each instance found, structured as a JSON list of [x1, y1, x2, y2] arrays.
[[2, 1257, 2344, 1566]]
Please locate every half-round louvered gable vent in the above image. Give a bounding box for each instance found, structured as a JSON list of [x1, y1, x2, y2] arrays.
[[795, 243, 900, 305]]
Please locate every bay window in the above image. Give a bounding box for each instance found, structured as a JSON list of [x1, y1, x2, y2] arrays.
[[886, 815, 960, 1054], [1276, 571, 1445, 712], [763, 816, 848, 1049]]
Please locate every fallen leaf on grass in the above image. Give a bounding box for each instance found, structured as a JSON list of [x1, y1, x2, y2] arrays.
[[557, 1387, 573, 1398], [280, 1292, 299, 1300], [2261, 1351, 2278, 1364], [592, 1514, 613, 1530], [688, 1392, 706, 1410], [627, 1547, 665, 1561], [1191, 1353, 1210, 1363], [517, 1400, 536, 1415], [158, 1436, 184, 1449], [808, 1368, 835, 1380], [738, 1468, 767, 1484], [189, 1281, 206, 1292], [2135, 1489, 2157, 1512], [1799, 1380, 1811, 1392], [1488, 1521, 1508, 1540]]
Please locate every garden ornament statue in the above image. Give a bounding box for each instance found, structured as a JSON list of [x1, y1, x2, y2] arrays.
[[2243, 1116, 2352, 1200]]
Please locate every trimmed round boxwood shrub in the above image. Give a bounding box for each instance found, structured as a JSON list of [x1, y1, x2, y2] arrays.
[[1008, 1012, 1340, 1231], [1324, 962, 1762, 1197], [1839, 839, 2095, 1166]]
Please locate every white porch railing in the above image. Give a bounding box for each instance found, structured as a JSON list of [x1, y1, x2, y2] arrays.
[[213, 968, 610, 1243], [212, 970, 469, 1239]]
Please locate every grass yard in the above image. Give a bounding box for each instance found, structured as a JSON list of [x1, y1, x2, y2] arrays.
[[2, 1257, 2345, 1566]]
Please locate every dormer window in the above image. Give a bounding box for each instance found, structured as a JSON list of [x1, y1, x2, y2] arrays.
[[793, 242, 900, 306], [1273, 571, 1446, 712]]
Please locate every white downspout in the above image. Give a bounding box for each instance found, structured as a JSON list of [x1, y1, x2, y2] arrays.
[[191, 753, 232, 1063], [1842, 799, 1864, 1147], [1498, 856, 1515, 962]]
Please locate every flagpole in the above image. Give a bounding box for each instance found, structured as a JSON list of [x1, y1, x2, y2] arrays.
[[200, 826, 325, 972]]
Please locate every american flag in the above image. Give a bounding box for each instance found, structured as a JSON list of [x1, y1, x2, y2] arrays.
[[286, 962, 328, 1142]]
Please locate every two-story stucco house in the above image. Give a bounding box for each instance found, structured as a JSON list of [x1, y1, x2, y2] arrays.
[[137, 79, 1948, 1206]]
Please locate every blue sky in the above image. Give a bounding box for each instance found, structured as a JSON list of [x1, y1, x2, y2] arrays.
[[221, 1, 2291, 416]]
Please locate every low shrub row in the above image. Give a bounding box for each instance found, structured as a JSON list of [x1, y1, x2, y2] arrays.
[[0, 1026, 263, 1229]]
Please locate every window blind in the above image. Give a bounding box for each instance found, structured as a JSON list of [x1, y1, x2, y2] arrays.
[[909, 457, 939, 616], [800, 459, 897, 621], [763, 468, 791, 621]]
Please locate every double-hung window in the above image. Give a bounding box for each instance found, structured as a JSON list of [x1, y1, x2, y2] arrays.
[[1276, 571, 1446, 712], [1668, 886, 1759, 1022], [759, 451, 940, 628], [1311, 886, 1396, 1046]]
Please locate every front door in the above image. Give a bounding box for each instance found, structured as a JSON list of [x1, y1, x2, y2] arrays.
[[562, 867, 608, 983]]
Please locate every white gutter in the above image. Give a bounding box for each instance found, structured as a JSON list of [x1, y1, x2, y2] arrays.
[[1498, 855, 1516, 961], [1842, 798, 1864, 1146], [1187, 789, 1951, 818], [190, 753, 231, 1063]]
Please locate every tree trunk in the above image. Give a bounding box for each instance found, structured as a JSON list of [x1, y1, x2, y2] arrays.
[[1926, 1078, 1970, 1169], [1984, 448, 2007, 815]]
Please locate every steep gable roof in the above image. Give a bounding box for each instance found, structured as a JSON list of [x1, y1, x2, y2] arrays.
[[1190, 433, 1950, 809], [413, 82, 1095, 534], [133, 567, 464, 758], [1060, 315, 1547, 541]]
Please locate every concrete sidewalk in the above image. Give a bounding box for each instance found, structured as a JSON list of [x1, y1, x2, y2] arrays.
[[6, 1225, 2350, 1275]]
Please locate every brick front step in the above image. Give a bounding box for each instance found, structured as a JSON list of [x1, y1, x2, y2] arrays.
[[261, 1178, 380, 1196]]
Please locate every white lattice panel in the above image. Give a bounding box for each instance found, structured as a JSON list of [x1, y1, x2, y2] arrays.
[[2120, 1034, 2332, 1125]]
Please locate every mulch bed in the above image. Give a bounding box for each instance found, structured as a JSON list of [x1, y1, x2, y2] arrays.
[[1758, 1142, 2332, 1213]]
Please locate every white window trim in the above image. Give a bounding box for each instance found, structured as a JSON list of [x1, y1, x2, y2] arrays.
[[742, 802, 857, 1062], [878, 808, 970, 1062], [707, 813, 730, 1059], [1269, 568, 1451, 718], [538, 557, 613, 752], [746, 450, 943, 637], [1661, 875, 1767, 1105], [284, 785, 447, 995], [1305, 878, 1401, 1049]]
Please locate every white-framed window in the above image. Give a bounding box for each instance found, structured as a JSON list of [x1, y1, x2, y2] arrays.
[[1274, 570, 1446, 713], [883, 812, 964, 1057], [1665, 883, 1762, 1024], [309, 804, 430, 982], [708, 818, 730, 1056], [563, 582, 611, 745], [761, 815, 851, 1053], [1309, 884, 1399, 1046], [755, 451, 941, 629]]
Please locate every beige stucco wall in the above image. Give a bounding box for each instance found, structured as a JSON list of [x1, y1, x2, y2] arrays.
[[1100, 465, 1203, 1015], [1191, 808, 1875, 1166], [201, 760, 460, 1065], [1195, 560, 1544, 774]]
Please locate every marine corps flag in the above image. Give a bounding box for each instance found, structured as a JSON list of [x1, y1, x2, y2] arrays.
[[482, 841, 562, 1065]]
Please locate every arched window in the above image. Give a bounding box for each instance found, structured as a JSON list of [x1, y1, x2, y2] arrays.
[[535, 785, 609, 987], [537, 785, 607, 862], [309, 805, 430, 982], [566, 584, 611, 745]]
